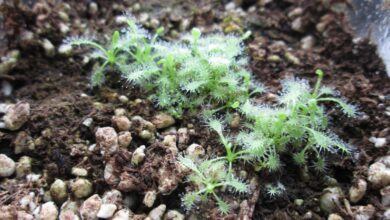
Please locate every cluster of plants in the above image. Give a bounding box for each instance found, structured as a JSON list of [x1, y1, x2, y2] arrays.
[[66, 17, 258, 118], [179, 70, 356, 213], [66, 17, 357, 214]]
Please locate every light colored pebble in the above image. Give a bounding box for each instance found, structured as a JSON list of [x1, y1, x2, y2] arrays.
[[71, 167, 88, 177], [349, 179, 367, 203], [147, 204, 166, 220], [301, 35, 315, 50], [132, 145, 146, 165], [97, 204, 117, 219], [112, 116, 131, 132], [163, 135, 178, 154], [186, 143, 205, 159], [328, 213, 343, 220], [0, 154, 16, 177], [319, 187, 343, 214], [70, 178, 93, 199], [16, 156, 32, 178], [80, 194, 101, 220], [163, 210, 184, 220], [381, 186, 390, 207], [50, 179, 68, 203], [3, 102, 30, 131], [118, 95, 129, 103], [143, 190, 157, 208], [34, 202, 58, 220], [95, 127, 119, 155], [88, 2, 98, 15], [368, 158, 390, 188], [41, 39, 55, 57], [152, 113, 175, 129], [112, 208, 133, 220], [118, 131, 132, 148], [369, 137, 387, 148], [58, 44, 73, 56]]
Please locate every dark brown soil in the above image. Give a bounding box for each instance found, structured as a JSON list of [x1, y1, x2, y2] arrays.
[[1, 0, 390, 219]]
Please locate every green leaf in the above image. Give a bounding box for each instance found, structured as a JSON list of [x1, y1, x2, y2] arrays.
[[111, 31, 120, 47], [231, 101, 240, 109], [191, 28, 202, 40], [227, 178, 248, 193], [216, 198, 230, 215]]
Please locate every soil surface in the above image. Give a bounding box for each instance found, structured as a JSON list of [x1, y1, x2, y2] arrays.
[[1, 0, 390, 219]]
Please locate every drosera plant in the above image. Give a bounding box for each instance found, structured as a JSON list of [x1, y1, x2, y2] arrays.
[[178, 156, 248, 214], [65, 16, 260, 118], [239, 69, 357, 171], [65, 18, 164, 87]]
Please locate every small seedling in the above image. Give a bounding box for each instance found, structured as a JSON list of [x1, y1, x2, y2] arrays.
[[179, 156, 247, 214]]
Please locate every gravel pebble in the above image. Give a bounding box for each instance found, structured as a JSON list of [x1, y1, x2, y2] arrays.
[[0, 154, 16, 177]]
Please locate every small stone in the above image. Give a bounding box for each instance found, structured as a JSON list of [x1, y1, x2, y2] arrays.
[[319, 187, 344, 214], [132, 3, 141, 11], [225, 2, 236, 11], [139, 13, 149, 23], [163, 135, 178, 154], [291, 17, 304, 32], [118, 131, 132, 148], [58, 44, 72, 56], [352, 204, 376, 220], [115, 108, 127, 116], [3, 102, 30, 131], [158, 168, 178, 194], [349, 179, 367, 203], [115, 16, 129, 25], [112, 208, 133, 220], [71, 167, 88, 177], [152, 113, 175, 129], [177, 128, 189, 150], [267, 55, 281, 62], [139, 130, 153, 140], [118, 95, 129, 103], [285, 52, 300, 65], [368, 159, 390, 188], [59, 200, 79, 220], [148, 204, 166, 220], [59, 23, 70, 34], [1, 81, 12, 96], [102, 190, 122, 205], [50, 179, 68, 204], [17, 211, 34, 220], [58, 11, 69, 22], [112, 116, 131, 132], [70, 178, 93, 199], [34, 202, 58, 220], [143, 190, 157, 208], [97, 204, 117, 219], [230, 113, 240, 128], [288, 7, 303, 18], [381, 186, 390, 207], [384, 208, 390, 219], [0, 154, 16, 177], [369, 137, 387, 148], [80, 195, 102, 220], [16, 156, 32, 179], [41, 39, 55, 57], [301, 35, 315, 50], [328, 213, 343, 220], [88, 2, 98, 15], [294, 199, 304, 206], [132, 146, 146, 165], [104, 162, 119, 186], [95, 127, 119, 155], [186, 144, 205, 159], [149, 18, 160, 29], [14, 131, 35, 154], [163, 210, 184, 220]]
